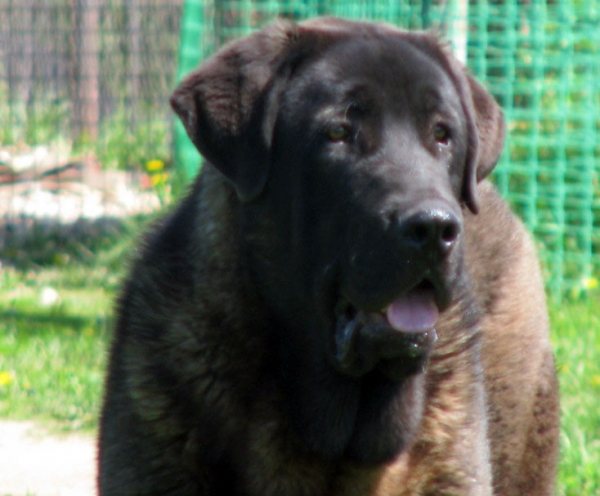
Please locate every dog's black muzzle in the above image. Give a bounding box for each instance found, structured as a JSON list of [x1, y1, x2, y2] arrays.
[[332, 201, 462, 381]]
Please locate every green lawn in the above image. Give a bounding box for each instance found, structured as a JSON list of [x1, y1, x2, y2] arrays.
[[551, 301, 600, 495], [0, 237, 598, 493], [0, 265, 113, 431], [0, 218, 137, 431]]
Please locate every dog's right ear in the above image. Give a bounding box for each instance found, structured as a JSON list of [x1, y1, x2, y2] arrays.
[[170, 21, 300, 201], [435, 46, 505, 215], [452, 68, 506, 214]]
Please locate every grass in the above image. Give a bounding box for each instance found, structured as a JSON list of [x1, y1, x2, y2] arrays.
[[0, 218, 144, 432], [0, 266, 112, 431], [0, 226, 599, 493], [551, 301, 600, 495]]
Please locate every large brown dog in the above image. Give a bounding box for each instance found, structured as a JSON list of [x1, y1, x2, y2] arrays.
[[98, 18, 559, 495]]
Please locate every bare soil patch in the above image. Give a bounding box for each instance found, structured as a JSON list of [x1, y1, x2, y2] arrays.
[[0, 421, 95, 496]]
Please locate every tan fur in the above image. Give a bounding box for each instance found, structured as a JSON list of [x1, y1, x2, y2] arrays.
[[465, 182, 559, 495]]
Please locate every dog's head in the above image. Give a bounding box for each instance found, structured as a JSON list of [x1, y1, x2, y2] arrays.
[[172, 18, 505, 464]]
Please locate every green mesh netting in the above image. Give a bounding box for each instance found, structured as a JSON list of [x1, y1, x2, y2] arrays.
[[174, 0, 600, 298], [468, 1, 600, 299]]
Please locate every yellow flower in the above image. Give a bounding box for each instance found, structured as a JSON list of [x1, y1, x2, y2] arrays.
[[583, 277, 599, 290], [0, 371, 13, 386], [591, 375, 600, 387], [151, 172, 168, 186], [146, 159, 165, 172]]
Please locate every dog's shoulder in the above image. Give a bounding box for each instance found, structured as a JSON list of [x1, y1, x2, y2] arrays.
[[114, 167, 251, 341], [464, 180, 542, 314]]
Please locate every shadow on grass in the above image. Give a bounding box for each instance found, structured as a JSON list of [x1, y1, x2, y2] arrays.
[[0, 215, 155, 270], [2, 309, 110, 336]]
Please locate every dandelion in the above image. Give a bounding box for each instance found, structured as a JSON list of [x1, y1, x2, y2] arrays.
[[146, 159, 165, 172], [145, 159, 171, 205], [0, 371, 13, 387], [151, 172, 169, 187]]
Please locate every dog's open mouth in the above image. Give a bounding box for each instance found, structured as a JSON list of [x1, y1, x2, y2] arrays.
[[333, 282, 439, 381]]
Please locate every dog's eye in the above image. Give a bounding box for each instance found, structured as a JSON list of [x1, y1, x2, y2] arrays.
[[326, 124, 351, 143], [433, 124, 451, 145]]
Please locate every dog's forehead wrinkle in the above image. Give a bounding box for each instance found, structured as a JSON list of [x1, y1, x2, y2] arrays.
[[303, 54, 461, 127], [322, 34, 445, 80], [416, 82, 461, 113]]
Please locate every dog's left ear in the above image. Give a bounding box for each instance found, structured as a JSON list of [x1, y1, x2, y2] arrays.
[[461, 73, 506, 213], [170, 21, 300, 201]]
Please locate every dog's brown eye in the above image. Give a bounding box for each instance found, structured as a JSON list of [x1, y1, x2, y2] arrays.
[[327, 124, 350, 142], [433, 124, 451, 145]]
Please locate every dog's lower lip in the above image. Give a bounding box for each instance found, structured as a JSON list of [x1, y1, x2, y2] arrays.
[[333, 290, 439, 379]]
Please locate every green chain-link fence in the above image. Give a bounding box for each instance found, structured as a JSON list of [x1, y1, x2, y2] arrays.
[[468, 1, 600, 300], [1, 1, 597, 298], [174, 0, 600, 299]]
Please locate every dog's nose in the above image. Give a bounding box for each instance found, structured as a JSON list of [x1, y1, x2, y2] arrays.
[[399, 207, 461, 257]]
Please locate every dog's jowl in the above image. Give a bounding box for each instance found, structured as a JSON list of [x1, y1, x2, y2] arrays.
[[98, 18, 559, 496]]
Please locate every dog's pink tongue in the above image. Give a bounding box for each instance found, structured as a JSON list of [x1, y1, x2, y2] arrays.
[[386, 289, 439, 333]]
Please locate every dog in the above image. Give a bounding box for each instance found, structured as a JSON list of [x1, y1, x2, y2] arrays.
[[98, 17, 559, 495]]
